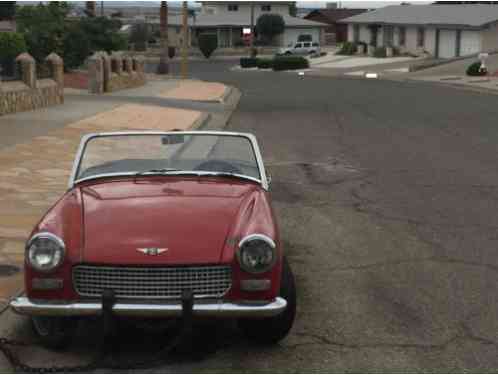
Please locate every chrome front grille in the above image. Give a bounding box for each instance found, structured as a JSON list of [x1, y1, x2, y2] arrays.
[[73, 265, 232, 299]]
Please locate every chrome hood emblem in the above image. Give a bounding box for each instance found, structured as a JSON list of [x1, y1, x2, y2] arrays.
[[137, 247, 168, 256]]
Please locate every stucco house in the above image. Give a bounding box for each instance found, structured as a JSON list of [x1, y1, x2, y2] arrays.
[[304, 8, 368, 44], [339, 4, 498, 58], [191, 2, 328, 48]]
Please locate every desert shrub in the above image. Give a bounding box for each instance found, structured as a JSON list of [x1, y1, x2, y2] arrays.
[[373, 46, 387, 58], [337, 41, 356, 55], [240, 57, 258, 68], [256, 58, 273, 69], [272, 56, 309, 71], [466, 61, 487, 76], [198, 34, 217, 59]]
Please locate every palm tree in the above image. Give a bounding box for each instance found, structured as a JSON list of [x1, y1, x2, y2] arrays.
[[157, 1, 169, 74]]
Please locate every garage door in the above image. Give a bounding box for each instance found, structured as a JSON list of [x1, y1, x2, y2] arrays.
[[460, 30, 481, 56], [438, 30, 457, 58]]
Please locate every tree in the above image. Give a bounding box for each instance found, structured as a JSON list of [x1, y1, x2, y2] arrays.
[[17, 2, 126, 70], [198, 33, 217, 59], [289, 2, 297, 17], [256, 14, 285, 45], [129, 22, 149, 51], [157, 1, 169, 74], [0, 1, 16, 21], [0, 32, 26, 76], [85, 1, 96, 17], [16, 2, 70, 62]]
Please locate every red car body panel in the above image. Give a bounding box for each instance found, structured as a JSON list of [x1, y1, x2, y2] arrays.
[[25, 176, 281, 303]]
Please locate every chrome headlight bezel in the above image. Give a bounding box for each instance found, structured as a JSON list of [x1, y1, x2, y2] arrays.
[[26, 232, 65, 273], [236, 234, 277, 274]]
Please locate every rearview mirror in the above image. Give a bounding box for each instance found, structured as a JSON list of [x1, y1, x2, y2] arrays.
[[162, 134, 185, 145]]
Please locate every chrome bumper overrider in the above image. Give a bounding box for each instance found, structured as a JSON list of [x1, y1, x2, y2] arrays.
[[10, 297, 287, 318]]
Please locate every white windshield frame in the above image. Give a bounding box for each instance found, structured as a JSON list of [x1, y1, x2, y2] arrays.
[[68, 131, 269, 190]]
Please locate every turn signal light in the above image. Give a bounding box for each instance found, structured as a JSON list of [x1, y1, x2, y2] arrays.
[[241, 279, 271, 292], [32, 278, 63, 290]]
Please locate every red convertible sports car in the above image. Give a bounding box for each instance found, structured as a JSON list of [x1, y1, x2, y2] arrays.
[[10, 131, 296, 348]]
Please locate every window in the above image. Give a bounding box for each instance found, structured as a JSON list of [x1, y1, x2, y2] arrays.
[[383, 26, 394, 47], [303, 42, 311, 48], [312, 42, 319, 47], [294, 43, 302, 48], [353, 24, 360, 42], [261, 5, 271, 11], [228, 4, 238, 11], [417, 27, 425, 47], [398, 26, 406, 46]]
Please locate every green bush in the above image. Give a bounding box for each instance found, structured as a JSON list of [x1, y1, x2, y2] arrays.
[[337, 42, 356, 55], [240, 57, 258, 68], [256, 58, 273, 69], [198, 34, 217, 59], [272, 56, 309, 71], [466, 61, 487, 76], [373, 46, 387, 58], [0, 32, 27, 76]]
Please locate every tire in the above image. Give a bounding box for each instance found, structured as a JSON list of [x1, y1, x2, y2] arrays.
[[31, 316, 78, 350], [284, 51, 292, 56], [238, 257, 296, 344]]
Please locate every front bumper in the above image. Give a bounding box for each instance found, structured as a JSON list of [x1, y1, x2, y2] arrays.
[[10, 297, 287, 318]]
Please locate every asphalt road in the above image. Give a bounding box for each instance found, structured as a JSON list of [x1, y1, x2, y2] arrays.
[[2, 60, 498, 373]]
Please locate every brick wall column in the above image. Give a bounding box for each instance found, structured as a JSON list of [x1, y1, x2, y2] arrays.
[[124, 56, 133, 74], [111, 52, 123, 75], [87, 53, 104, 94], [15, 53, 36, 89], [101, 52, 111, 92], [45, 52, 64, 89]]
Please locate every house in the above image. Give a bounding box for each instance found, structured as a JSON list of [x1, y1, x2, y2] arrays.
[[191, 2, 328, 48], [339, 4, 498, 58], [304, 8, 368, 44]]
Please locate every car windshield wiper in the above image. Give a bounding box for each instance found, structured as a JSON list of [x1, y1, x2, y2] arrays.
[[200, 171, 257, 183], [135, 168, 181, 176]]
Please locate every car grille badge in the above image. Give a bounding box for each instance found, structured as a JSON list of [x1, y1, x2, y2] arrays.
[[136, 247, 168, 256]]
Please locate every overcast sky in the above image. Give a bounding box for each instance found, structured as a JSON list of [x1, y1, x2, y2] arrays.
[[296, 0, 431, 8]]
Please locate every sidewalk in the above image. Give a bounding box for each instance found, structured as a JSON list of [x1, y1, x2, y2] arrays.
[[0, 78, 239, 310]]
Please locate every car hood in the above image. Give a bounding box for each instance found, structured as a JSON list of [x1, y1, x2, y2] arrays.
[[80, 177, 260, 265]]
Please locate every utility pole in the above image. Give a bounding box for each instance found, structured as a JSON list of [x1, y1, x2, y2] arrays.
[[100, 1, 104, 17], [157, 1, 169, 75], [181, 1, 188, 79], [249, 1, 255, 54]]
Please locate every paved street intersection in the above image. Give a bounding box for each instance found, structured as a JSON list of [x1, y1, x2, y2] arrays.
[[1, 61, 497, 372]]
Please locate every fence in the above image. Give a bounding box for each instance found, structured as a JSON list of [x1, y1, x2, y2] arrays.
[[87, 51, 146, 94], [0, 52, 64, 116]]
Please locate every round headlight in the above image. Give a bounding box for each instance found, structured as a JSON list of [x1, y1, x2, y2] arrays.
[[237, 234, 277, 274], [26, 233, 65, 272]]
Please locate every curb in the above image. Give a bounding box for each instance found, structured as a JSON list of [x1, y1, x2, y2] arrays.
[[402, 78, 498, 96], [189, 112, 212, 130]]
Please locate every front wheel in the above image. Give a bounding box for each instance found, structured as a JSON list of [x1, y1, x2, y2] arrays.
[[31, 316, 78, 350], [238, 257, 296, 344]]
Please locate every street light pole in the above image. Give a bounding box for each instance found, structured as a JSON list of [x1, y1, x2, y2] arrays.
[[250, 1, 255, 52], [181, 1, 188, 79]]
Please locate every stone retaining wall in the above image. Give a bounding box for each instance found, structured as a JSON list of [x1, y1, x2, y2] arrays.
[[0, 52, 64, 116], [87, 51, 146, 94]]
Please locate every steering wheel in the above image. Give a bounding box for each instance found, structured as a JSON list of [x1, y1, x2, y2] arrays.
[[194, 159, 243, 174]]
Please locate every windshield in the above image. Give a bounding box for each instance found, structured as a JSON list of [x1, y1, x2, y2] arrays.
[[75, 133, 261, 183]]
